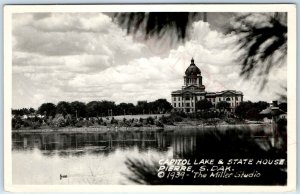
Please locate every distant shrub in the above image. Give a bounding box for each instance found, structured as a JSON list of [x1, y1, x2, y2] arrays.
[[131, 119, 142, 127], [55, 117, 66, 127], [89, 118, 95, 124], [12, 117, 23, 129], [225, 118, 238, 124], [51, 114, 66, 127], [159, 115, 174, 125], [65, 114, 73, 126], [133, 122, 143, 127], [146, 117, 154, 125], [32, 121, 41, 129], [95, 117, 103, 125], [205, 118, 221, 126], [85, 120, 94, 127], [46, 117, 53, 126], [75, 120, 84, 127], [155, 120, 163, 127], [111, 117, 118, 124], [12, 118, 16, 129], [187, 113, 197, 119], [15, 123, 21, 129], [23, 120, 32, 127], [171, 111, 187, 118], [170, 114, 183, 122]]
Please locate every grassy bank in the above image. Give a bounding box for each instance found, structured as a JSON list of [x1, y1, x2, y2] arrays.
[[12, 125, 165, 133], [12, 123, 271, 134], [12, 112, 269, 133]]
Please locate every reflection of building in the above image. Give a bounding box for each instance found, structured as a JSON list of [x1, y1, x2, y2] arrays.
[[172, 134, 197, 158], [171, 58, 243, 113]]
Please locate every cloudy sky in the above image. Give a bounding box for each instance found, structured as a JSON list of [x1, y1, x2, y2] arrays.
[[12, 12, 287, 109]]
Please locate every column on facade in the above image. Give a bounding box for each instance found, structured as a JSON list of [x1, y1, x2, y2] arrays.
[[193, 94, 196, 112], [234, 95, 236, 110], [183, 95, 185, 112]]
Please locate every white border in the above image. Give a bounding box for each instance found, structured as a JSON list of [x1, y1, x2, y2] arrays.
[[3, 4, 297, 192]]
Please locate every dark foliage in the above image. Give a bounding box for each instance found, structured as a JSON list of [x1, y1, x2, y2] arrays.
[[195, 99, 213, 111], [37, 103, 56, 117], [228, 13, 287, 89], [216, 101, 230, 111], [114, 12, 202, 41], [70, 101, 87, 118], [146, 117, 155, 125], [235, 101, 269, 120], [12, 108, 35, 116], [279, 102, 287, 112], [56, 101, 72, 117], [159, 115, 174, 125]]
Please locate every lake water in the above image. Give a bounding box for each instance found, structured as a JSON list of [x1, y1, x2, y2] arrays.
[[12, 125, 287, 185]]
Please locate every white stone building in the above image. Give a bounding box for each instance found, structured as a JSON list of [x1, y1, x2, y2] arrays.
[[171, 58, 243, 113]]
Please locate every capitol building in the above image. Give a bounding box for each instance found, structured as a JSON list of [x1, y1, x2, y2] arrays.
[[171, 58, 243, 113]]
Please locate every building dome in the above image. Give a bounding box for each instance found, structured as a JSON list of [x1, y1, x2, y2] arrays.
[[185, 58, 201, 76]]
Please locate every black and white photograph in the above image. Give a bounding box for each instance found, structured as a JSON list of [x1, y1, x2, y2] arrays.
[[4, 4, 296, 192]]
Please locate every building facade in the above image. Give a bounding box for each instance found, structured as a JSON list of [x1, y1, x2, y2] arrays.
[[171, 58, 243, 113]]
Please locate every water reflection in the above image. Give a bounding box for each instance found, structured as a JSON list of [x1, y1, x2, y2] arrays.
[[12, 125, 286, 185], [13, 131, 173, 153]]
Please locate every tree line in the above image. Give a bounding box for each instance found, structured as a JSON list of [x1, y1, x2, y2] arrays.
[[195, 99, 287, 120], [12, 99, 287, 122], [12, 99, 173, 118]]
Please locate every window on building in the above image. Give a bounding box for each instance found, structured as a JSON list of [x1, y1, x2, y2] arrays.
[[219, 97, 222, 101], [226, 97, 231, 101], [174, 103, 176, 107], [179, 103, 181, 107], [186, 103, 190, 107], [173, 97, 176, 101], [186, 97, 190, 100], [213, 98, 215, 102]]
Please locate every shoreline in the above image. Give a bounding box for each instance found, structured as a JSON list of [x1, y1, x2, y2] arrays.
[[11, 123, 270, 133]]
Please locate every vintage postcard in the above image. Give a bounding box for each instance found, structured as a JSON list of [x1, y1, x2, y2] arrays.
[[4, 4, 296, 192]]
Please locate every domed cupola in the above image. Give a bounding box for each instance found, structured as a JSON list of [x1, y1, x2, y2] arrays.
[[183, 58, 205, 91], [185, 58, 201, 76]]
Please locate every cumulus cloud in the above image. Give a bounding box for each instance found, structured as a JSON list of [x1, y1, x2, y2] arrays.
[[12, 13, 287, 109], [13, 13, 148, 61]]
